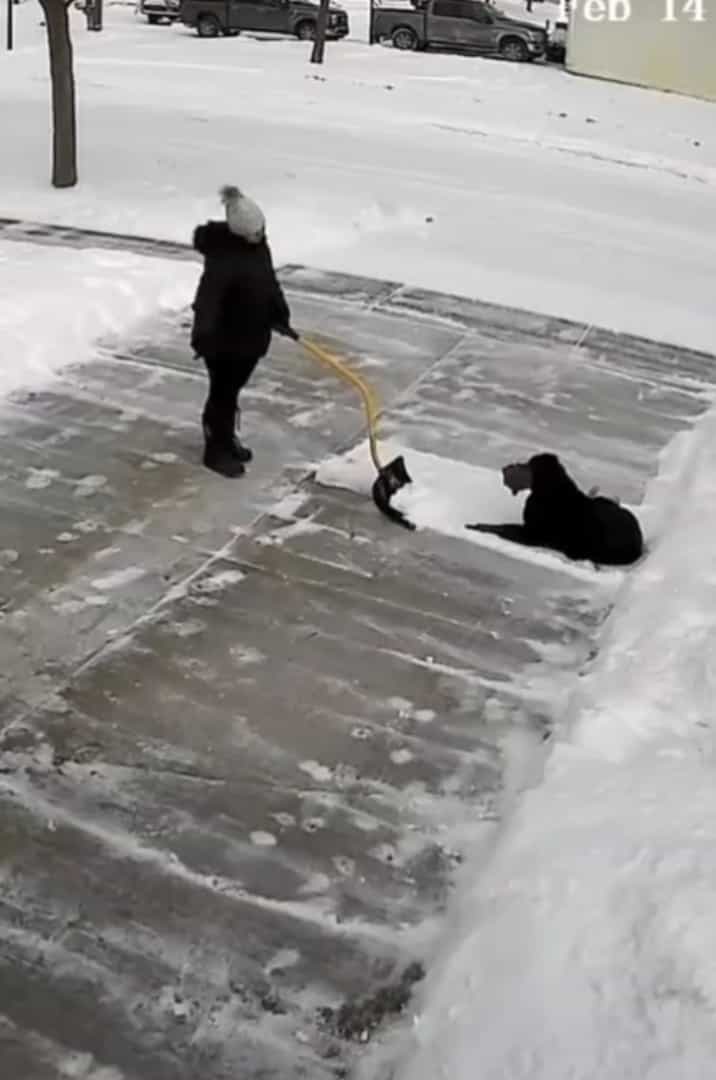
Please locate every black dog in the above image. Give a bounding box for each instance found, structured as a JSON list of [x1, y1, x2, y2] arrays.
[[466, 453, 643, 567]]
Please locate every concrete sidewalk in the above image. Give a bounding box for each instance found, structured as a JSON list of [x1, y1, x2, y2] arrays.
[[1, 266, 713, 1079]]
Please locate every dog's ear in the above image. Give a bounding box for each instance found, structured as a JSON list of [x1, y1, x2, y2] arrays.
[[527, 453, 568, 488], [528, 452, 560, 471]]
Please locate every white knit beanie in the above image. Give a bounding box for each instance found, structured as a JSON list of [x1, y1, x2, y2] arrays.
[[220, 185, 266, 244]]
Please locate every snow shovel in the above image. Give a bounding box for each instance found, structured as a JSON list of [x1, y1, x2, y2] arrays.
[[292, 333, 415, 531]]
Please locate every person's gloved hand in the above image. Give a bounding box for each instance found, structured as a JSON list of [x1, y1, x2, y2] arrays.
[[275, 324, 299, 342]]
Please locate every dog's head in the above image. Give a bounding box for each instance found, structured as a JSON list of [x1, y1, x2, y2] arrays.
[[502, 453, 569, 495], [502, 461, 532, 496]]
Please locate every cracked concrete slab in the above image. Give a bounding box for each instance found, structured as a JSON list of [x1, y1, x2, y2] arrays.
[[1, 265, 715, 1078]]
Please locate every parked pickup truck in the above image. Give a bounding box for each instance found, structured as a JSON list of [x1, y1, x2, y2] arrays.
[[179, 0, 349, 39], [371, 0, 547, 61], [137, 0, 180, 23]]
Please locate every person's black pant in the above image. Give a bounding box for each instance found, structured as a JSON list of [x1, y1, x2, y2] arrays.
[[201, 353, 261, 449]]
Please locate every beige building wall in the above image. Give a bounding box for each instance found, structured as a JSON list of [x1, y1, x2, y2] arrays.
[[566, 0, 716, 102]]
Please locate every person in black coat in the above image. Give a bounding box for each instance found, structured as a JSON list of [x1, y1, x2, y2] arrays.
[[191, 185, 295, 478], [466, 452, 644, 567]]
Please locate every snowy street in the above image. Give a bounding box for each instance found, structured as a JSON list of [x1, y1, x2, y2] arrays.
[[2, 2, 716, 1078], [1, 3, 716, 350]]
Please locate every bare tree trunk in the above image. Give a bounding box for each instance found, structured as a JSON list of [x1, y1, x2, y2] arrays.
[[309, 0, 330, 64], [39, 0, 77, 188], [6, 0, 15, 52]]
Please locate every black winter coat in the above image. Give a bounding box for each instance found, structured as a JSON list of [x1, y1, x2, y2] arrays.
[[190, 221, 291, 361]]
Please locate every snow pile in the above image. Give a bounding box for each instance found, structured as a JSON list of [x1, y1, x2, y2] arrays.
[[394, 407, 716, 1079], [316, 439, 525, 517], [0, 241, 197, 398], [316, 441, 628, 582]]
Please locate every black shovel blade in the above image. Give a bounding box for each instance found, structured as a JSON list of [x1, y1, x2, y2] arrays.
[[371, 455, 416, 531]]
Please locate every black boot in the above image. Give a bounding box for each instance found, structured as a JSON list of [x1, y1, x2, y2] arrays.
[[202, 414, 245, 478], [203, 440, 245, 478], [231, 437, 253, 465]]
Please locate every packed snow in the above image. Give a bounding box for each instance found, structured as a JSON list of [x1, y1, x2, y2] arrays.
[[3, 3, 716, 1078]]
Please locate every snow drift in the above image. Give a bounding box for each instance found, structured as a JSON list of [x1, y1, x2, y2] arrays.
[[393, 403, 716, 1079], [0, 242, 196, 399]]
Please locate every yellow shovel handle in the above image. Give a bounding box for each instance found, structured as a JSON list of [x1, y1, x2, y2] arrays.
[[300, 337, 383, 473]]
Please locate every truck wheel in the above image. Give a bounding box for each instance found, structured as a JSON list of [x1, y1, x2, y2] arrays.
[[197, 13, 221, 36], [295, 19, 316, 40], [392, 26, 418, 50], [499, 36, 529, 61], [147, 13, 159, 23]]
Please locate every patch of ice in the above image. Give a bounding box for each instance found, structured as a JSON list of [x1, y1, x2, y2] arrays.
[[298, 760, 333, 784], [250, 830, 277, 847], [91, 566, 145, 590], [255, 516, 323, 547], [388, 696, 414, 714], [26, 467, 60, 490], [298, 872, 332, 895], [58, 1051, 125, 1080], [271, 490, 310, 520], [265, 948, 300, 974], [122, 519, 147, 536], [229, 644, 266, 665], [168, 618, 206, 638], [53, 595, 110, 615], [390, 748, 415, 766], [74, 475, 108, 498], [289, 406, 330, 429], [94, 546, 122, 561], [195, 567, 246, 593]]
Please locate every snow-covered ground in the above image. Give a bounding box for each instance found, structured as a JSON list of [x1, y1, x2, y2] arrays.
[[1, 2, 715, 353], [3, 4, 716, 1078]]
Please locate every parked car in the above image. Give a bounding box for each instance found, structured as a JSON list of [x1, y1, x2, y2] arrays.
[[371, 0, 547, 61], [138, 0, 180, 23], [179, 0, 349, 40]]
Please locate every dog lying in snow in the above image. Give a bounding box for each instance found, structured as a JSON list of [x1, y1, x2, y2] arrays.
[[466, 453, 643, 567]]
